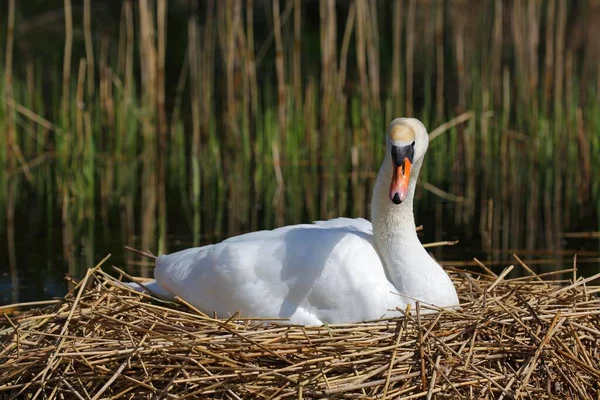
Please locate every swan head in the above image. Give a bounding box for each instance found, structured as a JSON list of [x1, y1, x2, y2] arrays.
[[386, 118, 429, 204]]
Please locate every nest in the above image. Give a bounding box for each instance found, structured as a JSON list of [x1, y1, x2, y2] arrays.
[[1, 255, 600, 399]]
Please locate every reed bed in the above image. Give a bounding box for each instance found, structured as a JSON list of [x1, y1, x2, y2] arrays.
[[1, 255, 599, 399], [2, 1, 600, 294]]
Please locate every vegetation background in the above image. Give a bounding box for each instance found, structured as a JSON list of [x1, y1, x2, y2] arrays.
[[1, 0, 599, 305]]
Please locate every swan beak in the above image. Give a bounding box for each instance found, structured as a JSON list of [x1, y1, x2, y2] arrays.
[[390, 158, 412, 204]]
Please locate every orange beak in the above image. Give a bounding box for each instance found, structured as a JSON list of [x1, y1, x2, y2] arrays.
[[389, 157, 412, 204]]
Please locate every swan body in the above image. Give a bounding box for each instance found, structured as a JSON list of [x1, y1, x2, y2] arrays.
[[130, 118, 459, 325]]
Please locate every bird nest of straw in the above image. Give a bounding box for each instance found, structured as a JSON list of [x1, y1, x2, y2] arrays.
[[1, 255, 599, 399]]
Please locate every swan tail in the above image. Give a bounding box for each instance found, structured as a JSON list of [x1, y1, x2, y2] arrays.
[[123, 279, 175, 301]]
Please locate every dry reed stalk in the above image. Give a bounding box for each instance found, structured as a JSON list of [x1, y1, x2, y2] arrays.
[[320, 0, 337, 110], [83, 0, 94, 97], [116, 2, 127, 74], [365, 1, 380, 114], [4, 0, 18, 305], [428, 111, 474, 142], [188, 10, 201, 247], [272, 141, 285, 224], [564, 231, 600, 239], [355, 0, 369, 121], [97, 35, 113, 233], [99, 35, 114, 131], [544, 0, 556, 112], [303, 79, 317, 219], [293, 0, 302, 108], [246, 0, 258, 118], [157, 0, 168, 256], [221, 0, 238, 140], [6, 99, 56, 133], [435, 2, 443, 118], [527, 1, 541, 100], [574, 108, 591, 208], [512, 0, 526, 103], [61, 0, 73, 126], [273, 0, 286, 134], [273, 0, 286, 226], [120, 0, 136, 267], [138, 0, 158, 276], [76, 60, 86, 147], [392, 0, 403, 116], [480, 97, 491, 257], [1, 257, 599, 398], [57, 0, 76, 287], [554, 0, 566, 115], [24, 63, 38, 161], [551, 0, 568, 262], [491, 0, 503, 106], [241, 0, 257, 233], [169, 53, 188, 141], [202, 1, 223, 238], [405, 0, 415, 117], [318, 0, 338, 218], [338, 2, 355, 103]]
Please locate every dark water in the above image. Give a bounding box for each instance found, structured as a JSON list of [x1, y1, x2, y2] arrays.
[[2, 200, 598, 306]]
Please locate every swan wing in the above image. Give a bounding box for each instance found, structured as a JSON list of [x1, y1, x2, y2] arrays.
[[153, 219, 397, 325], [312, 217, 373, 233]]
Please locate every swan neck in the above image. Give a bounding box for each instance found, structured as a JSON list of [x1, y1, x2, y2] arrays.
[[371, 157, 429, 292], [371, 158, 422, 246]]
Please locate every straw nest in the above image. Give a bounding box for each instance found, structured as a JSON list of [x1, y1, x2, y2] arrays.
[[1, 255, 600, 399]]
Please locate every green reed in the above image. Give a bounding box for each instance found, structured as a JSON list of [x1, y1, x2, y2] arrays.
[[1, 0, 599, 281]]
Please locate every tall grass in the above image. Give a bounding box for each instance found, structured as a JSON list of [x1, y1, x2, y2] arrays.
[[1, 0, 599, 281]]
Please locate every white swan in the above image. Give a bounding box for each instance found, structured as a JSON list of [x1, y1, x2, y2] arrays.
[[130, 118, 459, 325]]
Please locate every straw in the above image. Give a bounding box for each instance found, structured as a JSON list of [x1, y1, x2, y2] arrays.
[[1, 256, 599, 398]]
